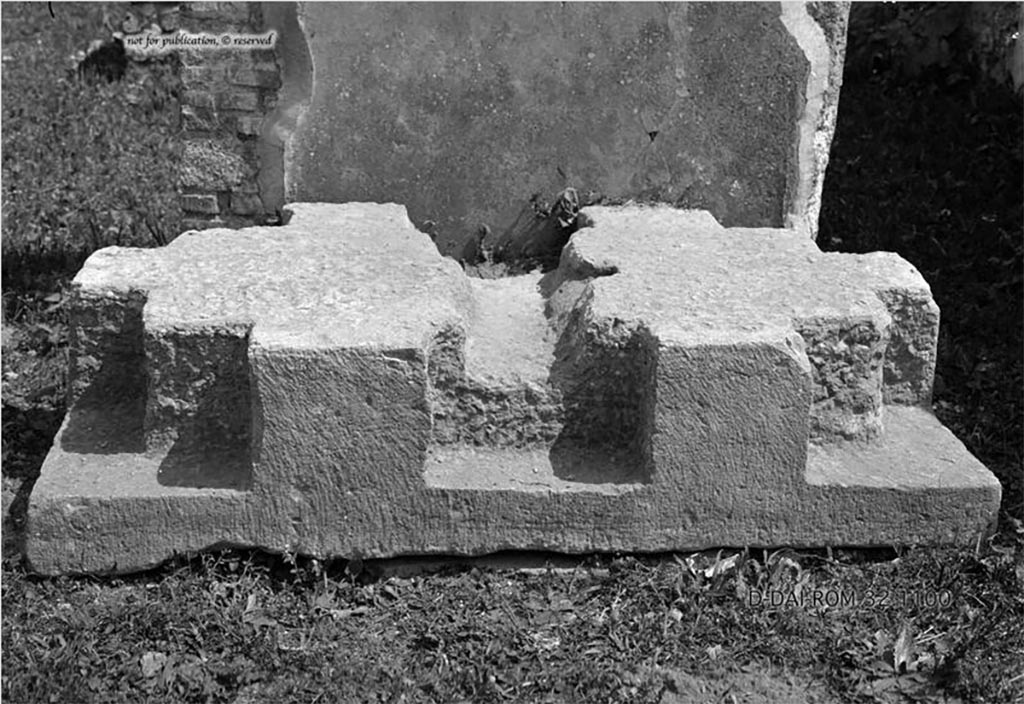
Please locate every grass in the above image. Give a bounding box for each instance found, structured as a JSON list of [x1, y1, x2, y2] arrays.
[[1, 3, 180, 291], [2, 543, 1023, 703], [2, 3, 1023, 702]]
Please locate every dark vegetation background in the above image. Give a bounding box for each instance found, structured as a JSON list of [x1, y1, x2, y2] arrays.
[[819, 2, 1023, 517], [1, 3, 1022, 703]]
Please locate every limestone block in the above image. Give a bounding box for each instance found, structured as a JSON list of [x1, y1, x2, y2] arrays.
[[25, 203, 1000, 575], [276, 2, 850, 259]]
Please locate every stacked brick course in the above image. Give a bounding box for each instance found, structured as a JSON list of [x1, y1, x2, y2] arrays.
[[107, 2, 280, 230], [107, 1, 182, 35], [174, 2, 280, 230]]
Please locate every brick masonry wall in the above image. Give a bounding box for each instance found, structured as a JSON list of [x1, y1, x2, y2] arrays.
[[174, 2, 281, 231], [110, 2, 844, 239], [106, 1, 182, 35], [107, 2, 281, 231]]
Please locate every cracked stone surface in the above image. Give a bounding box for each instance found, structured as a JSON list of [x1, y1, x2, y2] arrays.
[[26, 203, 1000, 574]]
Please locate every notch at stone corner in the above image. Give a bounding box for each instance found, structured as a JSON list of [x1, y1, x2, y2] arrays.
[[560, 204, 940, 444], [25, 201, 1001, 575], [26, 202, 476, 574], [42, 201, 474, 492]]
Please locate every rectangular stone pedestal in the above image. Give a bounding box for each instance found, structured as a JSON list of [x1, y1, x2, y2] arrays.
[[26, 203, 1001, 575]]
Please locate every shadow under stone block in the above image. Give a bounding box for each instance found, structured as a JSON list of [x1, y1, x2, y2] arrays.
[[62, 288, 147, 455]]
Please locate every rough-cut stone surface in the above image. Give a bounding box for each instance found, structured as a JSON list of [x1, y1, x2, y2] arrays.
[[276, 2, 848, 258], [26, 203, 1000, 575]]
